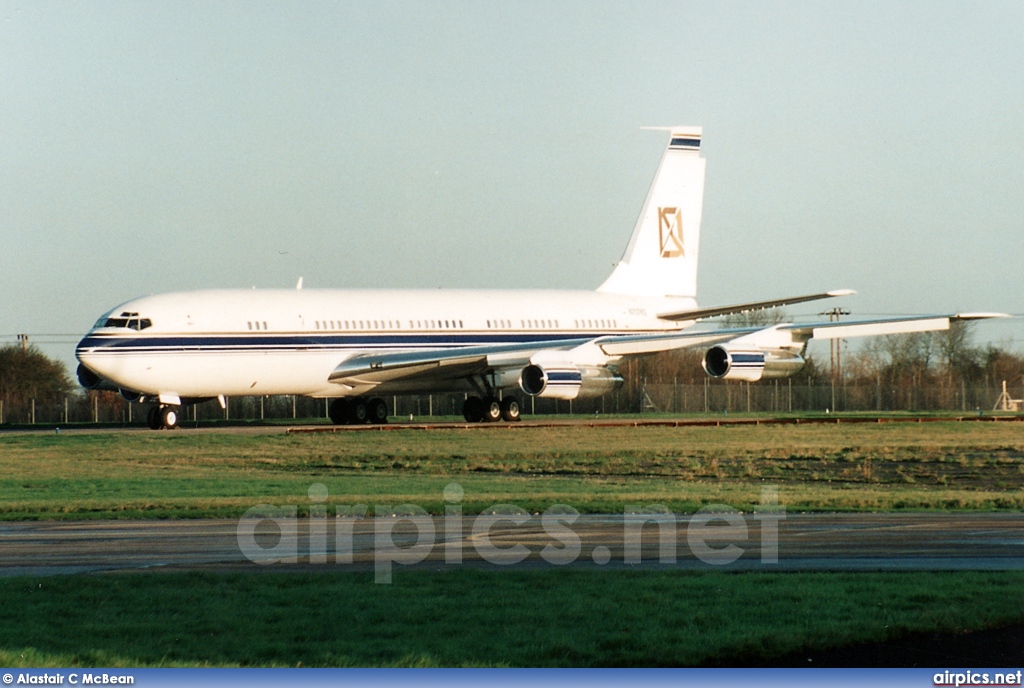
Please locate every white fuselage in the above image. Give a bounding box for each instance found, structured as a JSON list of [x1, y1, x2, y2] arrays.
[[76, 289, 695, 399]]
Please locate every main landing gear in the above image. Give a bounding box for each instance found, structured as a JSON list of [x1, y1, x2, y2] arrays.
[[329, 397, 388, 425], [463, 395, 521, 423], [147, 405, 179, 430]]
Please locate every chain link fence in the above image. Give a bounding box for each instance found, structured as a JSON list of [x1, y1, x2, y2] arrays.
[[1, 378, 1017, 426]]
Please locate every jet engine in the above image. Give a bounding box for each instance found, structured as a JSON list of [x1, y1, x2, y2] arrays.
[[519, 363, 623, 400], [119, 389, 142, 402], [702, 345, 805, 382], [76, 364, 119, 392]]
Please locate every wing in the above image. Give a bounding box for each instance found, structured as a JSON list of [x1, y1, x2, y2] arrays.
[[326, 313, 1010, 390], [326, 329, 751, 389], [657, 289, 855, 322], [328, 338, 588, 388], [779, 312, 1010, 341]]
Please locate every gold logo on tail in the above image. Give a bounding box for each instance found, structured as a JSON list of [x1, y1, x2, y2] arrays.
[[658, 207, 684, 258]]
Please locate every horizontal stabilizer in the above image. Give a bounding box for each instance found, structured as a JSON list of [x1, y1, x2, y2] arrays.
[[657, 289, 855, 322]]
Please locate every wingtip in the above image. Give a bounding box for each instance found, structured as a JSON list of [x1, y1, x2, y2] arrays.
[[954, 312, 1011, 320], [827, 289, 857, 297]]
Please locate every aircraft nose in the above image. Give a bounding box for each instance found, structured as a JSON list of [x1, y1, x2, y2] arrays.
[[75, 331, 112, 378], [75, 332, 98, 364]]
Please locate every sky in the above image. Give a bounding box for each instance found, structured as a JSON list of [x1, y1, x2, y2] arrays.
[[2, 0, 1022, 370]]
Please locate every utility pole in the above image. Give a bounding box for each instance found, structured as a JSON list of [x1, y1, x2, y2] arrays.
[[819, 308, 850, 412], [818, 308, 851, 381]]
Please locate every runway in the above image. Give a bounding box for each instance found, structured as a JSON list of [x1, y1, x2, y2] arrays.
[[2, 512, 1023, 577]]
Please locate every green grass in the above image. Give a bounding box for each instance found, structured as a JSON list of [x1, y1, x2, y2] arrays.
[[1, 422, 1023, 519], [0, 569, 1022, 667]]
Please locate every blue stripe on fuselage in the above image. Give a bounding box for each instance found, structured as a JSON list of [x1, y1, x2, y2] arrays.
[[76, 332, 597, 355]]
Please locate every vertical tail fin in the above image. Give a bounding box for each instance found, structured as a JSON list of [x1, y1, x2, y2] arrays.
[[597, 126, 705, 298]]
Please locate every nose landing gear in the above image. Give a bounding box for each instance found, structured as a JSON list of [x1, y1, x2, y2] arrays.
[[147, 405, 179, 430]]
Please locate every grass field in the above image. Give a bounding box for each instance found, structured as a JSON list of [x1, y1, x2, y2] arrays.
[[1, 419, 1023, 668], [1, 569, 1023, 667], [1, 420, 1023, 519]]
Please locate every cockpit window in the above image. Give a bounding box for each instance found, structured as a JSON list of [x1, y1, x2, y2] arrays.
[[101, 315, 152, 330]]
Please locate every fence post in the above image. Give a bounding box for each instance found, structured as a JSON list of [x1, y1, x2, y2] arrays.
[[292, 395, 297, 419], [31, 398, 36, 424], [93, 395, 98, 423], [260, 396, 265, 420]]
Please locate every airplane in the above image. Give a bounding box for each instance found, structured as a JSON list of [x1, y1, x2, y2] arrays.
[[75, 126, 1007, 429]]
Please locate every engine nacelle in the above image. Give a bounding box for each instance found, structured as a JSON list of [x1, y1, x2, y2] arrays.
[[520, 364, 623, 400], [702, 346, 805, 382], [77, 364, 119, 392], [119, 389, 142, 402]]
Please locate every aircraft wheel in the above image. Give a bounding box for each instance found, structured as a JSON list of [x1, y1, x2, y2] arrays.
[[351, 398, 369, 424], [482, 395, 502, 423], [500, 396, 521, 422], [368, 397, 388, 424], [147, 406, 161, 430], [329, 398, 352, 425], [160, 406, 179, 430], [463, 396, 484, 423]]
